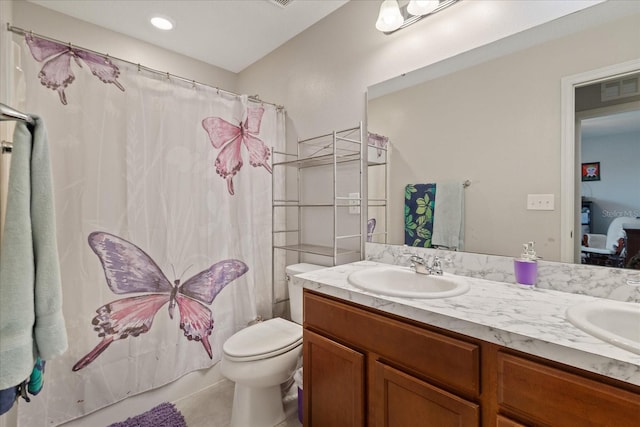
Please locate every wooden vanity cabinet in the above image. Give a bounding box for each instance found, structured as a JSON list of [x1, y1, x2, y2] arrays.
[[303, 290, 481, 426], [303, 289, 640, 427]]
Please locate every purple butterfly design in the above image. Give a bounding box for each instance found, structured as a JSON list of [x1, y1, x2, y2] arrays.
[[72, 232, 248, 371], [25, 34, 125, 105], [367, 218, 376, 242], [368, 132, 388, 159], [201, 107, 272, 195]]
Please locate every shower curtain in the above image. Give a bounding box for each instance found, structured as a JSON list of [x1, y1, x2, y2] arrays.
[[14, 34, 284, 426]]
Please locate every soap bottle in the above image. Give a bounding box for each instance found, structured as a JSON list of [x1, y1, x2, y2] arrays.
[[514, 241, 538, 288]]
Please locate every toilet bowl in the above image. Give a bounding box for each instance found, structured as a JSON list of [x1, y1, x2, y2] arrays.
[[220, 263, 324, 427]]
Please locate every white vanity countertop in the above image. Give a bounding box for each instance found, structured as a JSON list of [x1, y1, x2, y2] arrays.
[[294, 261, 640, 386]]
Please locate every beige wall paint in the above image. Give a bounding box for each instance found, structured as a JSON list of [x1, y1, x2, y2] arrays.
[[238, 0, 638, 262], [236, 0, 604, 138], [369, 12, 640, 261]]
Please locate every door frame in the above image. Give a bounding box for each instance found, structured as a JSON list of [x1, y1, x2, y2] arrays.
[[560, 59, 640, 263]]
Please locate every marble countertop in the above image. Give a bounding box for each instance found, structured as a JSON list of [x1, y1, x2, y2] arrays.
[[294, 261, 640, 386]]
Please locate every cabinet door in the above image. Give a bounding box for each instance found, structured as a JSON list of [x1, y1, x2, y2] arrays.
[[372, 360, 479, 427], [303, 329, 365, 427]]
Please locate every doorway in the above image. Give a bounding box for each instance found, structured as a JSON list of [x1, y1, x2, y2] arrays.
[[560, 60, 640, 264]]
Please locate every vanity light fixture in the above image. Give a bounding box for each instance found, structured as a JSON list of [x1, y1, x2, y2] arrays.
[[376, 0, 459, 35], [407, 0, 440, 16], [150, 16, 174, 31], [375, 0, 404, 32]]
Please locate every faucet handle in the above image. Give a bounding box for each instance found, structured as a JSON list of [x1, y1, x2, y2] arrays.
[[431, 256, 444, 275], [410, 255, 426, 264]]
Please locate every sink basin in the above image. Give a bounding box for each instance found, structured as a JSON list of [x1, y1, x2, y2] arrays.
[[347, 266, 470, 299], [566, 300, 640, 355]]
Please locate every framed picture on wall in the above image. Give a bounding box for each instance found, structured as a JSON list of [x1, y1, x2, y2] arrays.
[[582, 162, 601, 181]]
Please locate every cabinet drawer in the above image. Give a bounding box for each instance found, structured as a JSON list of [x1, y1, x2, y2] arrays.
[[304, 290, 480, 397], [497, 352, 640, 426]]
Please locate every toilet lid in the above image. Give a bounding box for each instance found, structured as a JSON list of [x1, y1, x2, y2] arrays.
[[223, 318, 302, 361]]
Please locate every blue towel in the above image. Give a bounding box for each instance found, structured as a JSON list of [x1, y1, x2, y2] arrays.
[[404, 184, 436, 247]]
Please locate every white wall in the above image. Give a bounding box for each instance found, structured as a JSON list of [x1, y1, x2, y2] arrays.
[[582, 130, 640, 234]]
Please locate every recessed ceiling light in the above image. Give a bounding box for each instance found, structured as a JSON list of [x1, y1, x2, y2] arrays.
[[150, 16, 174, 31]]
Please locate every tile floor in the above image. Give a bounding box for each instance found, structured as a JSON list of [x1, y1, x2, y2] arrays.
[[174, 378, 302, 427]]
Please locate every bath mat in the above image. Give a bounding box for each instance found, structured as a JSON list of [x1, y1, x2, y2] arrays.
[[107, 402, 187, 427]]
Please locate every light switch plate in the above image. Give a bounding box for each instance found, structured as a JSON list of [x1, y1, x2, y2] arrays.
[[527, 194, 555, 210]]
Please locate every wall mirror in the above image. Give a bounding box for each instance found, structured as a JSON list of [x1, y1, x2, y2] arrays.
[[366, 3, 640, 269]]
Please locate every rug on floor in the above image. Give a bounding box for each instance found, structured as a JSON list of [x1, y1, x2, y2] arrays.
[[107, 402, 187, 427]]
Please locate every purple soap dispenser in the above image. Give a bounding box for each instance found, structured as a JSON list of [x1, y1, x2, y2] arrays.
[[514, 241, 538, 288]]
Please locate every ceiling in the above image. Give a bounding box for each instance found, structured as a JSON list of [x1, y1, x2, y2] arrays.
[[27, 0, 349, 73]]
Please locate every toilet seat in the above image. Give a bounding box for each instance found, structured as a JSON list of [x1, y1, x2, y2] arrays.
[[223, 318, 302, 362]]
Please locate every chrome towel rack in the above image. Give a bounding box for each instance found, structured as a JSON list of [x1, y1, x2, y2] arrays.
[[0, 102, 34, 126]]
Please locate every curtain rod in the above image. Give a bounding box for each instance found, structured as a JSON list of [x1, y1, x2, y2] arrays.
[[6, 24, 284, 110]]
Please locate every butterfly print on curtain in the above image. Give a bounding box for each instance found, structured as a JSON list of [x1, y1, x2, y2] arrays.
[[25, 34, 125, 105], [367, 132, 388, 159], [202, 106, 272, 195], [72, 232, 248, 371]]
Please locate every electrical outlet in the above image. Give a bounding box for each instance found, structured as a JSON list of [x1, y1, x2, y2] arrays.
[[349, 192, 360, 214], [527, 194, 554, 211]]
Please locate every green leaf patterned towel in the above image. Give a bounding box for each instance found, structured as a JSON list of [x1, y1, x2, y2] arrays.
[[404, 184, 436, 247]]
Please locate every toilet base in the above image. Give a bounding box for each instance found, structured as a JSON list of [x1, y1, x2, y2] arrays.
[[230, 383, 285, 427]]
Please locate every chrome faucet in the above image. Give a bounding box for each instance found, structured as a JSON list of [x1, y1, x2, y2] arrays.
[[409, 255, 443, 276]]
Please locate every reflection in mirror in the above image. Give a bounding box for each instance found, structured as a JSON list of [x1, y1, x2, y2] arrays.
[[367, 132, 388, 245], [366, 4, 639, 267], [577, 78, 640, 269]]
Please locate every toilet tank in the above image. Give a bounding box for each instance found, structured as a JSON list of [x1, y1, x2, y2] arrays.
[[286, 263, 325, 324]]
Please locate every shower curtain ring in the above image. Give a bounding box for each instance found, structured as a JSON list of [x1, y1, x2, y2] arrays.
[[137, 63, 141, 72], [166, 72, 170, 81]]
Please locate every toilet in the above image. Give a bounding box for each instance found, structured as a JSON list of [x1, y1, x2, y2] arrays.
[[220, 263, 324, 427]]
